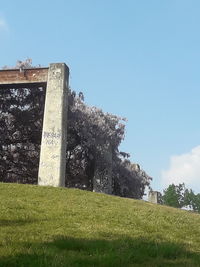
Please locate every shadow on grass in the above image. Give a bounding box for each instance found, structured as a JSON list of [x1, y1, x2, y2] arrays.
[[0, 219, 43, 227], [0, 236, 199, 267]]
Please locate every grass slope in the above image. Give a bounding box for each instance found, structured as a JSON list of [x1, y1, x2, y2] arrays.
[[0, 183, 200, 267]]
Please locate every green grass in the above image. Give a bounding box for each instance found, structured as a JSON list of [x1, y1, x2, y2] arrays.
[[0, 183, 200, 266]]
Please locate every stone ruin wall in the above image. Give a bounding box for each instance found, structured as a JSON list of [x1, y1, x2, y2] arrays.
[[0, 63, 113, 193]]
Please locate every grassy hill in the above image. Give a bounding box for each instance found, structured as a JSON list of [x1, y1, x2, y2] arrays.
[[0, 183, 200, 266]]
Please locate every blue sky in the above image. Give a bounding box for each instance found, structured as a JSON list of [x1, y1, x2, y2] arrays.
[[1, 0, 200, 193]]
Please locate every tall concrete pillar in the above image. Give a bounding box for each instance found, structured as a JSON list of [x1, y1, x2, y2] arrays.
[[93, 143, 113, 194], [38, 63, 69, 187]]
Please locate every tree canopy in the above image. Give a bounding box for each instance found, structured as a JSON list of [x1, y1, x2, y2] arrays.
[[162, 183, 200, 212]]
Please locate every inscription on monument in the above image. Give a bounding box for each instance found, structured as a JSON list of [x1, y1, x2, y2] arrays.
[[43, 131, 62, 146], [43, 131, 61, 139]]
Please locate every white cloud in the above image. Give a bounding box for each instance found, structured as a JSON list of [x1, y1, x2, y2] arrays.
[[0, 17, 8, 31], [161, 146, 200, 192]]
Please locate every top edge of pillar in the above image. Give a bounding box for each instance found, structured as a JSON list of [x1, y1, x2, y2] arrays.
[[49, 63, 69, 70]]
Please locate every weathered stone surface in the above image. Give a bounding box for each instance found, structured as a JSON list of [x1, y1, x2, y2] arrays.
[[38, 63, 69, 187], [148, 191, 162, 204], [93, 143, 113, 194]]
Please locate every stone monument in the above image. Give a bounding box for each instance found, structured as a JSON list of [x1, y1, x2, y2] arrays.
[[0, 63, 69, 187], [148, 190, 162, 204]]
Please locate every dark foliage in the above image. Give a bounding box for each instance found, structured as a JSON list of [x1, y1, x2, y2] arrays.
[[0, 86, 45, 183]]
